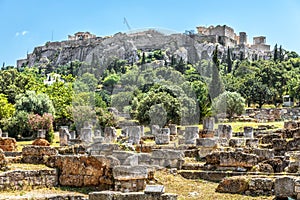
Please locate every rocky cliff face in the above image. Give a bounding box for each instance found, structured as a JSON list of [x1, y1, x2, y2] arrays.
[[17, 29, 270, 69]]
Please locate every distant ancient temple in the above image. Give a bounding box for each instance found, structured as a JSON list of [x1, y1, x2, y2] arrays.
[[68, 32, 96, 41]]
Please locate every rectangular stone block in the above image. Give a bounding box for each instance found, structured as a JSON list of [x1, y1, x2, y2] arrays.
[[196, 138, 217, 148]]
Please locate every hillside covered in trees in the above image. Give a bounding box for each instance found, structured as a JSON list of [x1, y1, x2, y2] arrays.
[[1, 31, 300, 142]]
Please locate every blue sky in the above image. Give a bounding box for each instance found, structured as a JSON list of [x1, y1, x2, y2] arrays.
[[1, 0, 300, 66]]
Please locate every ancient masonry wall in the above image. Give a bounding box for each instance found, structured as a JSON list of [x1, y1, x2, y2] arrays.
[[0, 169, 57, 191]]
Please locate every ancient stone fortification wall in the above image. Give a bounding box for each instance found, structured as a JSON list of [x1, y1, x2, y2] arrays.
[[0, 169, 57, 191]]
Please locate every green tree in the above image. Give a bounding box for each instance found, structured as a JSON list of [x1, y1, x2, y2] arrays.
[[103, 73, 120, 94], [214, 91, 245, 121], [15, 91, 55, 116], [274, 44, 278, 62], [227, 47, 232, 73], [136, 90, 181, 126], [0, 94, 15, 120]]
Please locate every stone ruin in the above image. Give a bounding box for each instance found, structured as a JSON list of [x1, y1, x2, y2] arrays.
[[1, 116, 300, 199]]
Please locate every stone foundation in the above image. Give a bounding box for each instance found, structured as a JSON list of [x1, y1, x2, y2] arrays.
[[89, 191, 177, 200], [0, 169, 57, 191]]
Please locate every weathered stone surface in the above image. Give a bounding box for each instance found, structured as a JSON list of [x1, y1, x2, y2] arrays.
[[228, 138, 245, 148], [203, 117, 214, 131], [219, 152, 258, 168], [0, 149, 8, 170], [89, 191, 178, 200], [284, 121, 298, 129], [151, 149, 184, 169], [0, 169, 58, 191], [104, 127, 117, 143], [272, 138, 287, 150], [206, 151, 258, 168], [184, 126, 199, 145], [286, 138, 300, 151], [113, 165, 148, 180], [218, 124, 232, 139], [274, 176, 296, 198], [155, 128, 170, 145], [80, 127, 93, 144], [59, 127, 70, 146], [252, 163, 274, 173], [112, 151, 136, 164], [216, 176, 249, 194], [196, 138, 217, 148], [22, 146, 58, 164], [0, 137, 17, 151], [245, 139, 259, 148], [151, 125, 160, 136], [253, 148, 274, 162], [113, 165, 149, 192], [263, 158, 285, 173], [248, 177, 274, 195], [169, 124, 177, 135], [244, 126, 253, 138], [127, 126, 142, 144], [32, 138, 50, 146], [46, 155, 118, 187], [260, 133, 281, 144], [88, 143, 119, 155]]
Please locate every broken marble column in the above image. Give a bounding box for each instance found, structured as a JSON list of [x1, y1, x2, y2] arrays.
[[155, 128, 170, 145], [244, 126, 254, 138], [169, 124, 177, 135], [185, 126, 199, 144], [104, 127, 117, 143], [59, 127, 70, 146], [80, 127, 93, 144], [128, 126, 142, 144], [218, 124, 232, 139]]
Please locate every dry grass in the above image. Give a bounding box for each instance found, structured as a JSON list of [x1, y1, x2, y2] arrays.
[[155, 169, 274, 200]]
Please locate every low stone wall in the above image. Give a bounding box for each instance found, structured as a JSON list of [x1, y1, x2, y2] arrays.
[[0, 149, 7, 170], [22, 146, 58, 164], [89, 191, 177, 200], [0, 169, 57, 191], [216, 175, 300, 198], [46, 155, 120, 189]]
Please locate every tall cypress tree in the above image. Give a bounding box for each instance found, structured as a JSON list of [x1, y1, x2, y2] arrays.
[[212, 45, 220, 70], [227, 46, 232, 73], [279, 45, 283, 62], [141, 52, 146, 65], [210, 45, 224, 99], [274, 44, 278, 62]]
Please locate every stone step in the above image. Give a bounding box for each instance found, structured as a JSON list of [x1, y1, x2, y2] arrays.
[[182, 163, 205, 170], [0, 193, 87, 200], [178, 170, 300, 182]]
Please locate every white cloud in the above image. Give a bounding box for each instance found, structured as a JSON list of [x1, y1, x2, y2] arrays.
[[15, 30, 29, 37], [22, 31, 28, 35]]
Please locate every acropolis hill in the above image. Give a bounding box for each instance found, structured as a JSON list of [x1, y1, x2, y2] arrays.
[[17, 25, 272, 68]]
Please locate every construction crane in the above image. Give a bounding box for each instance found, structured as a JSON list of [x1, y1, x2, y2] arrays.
[[123, 17, 131, 30]]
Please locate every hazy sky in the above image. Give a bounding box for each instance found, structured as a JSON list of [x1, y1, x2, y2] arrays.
[[1, 0, 300, 66]]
